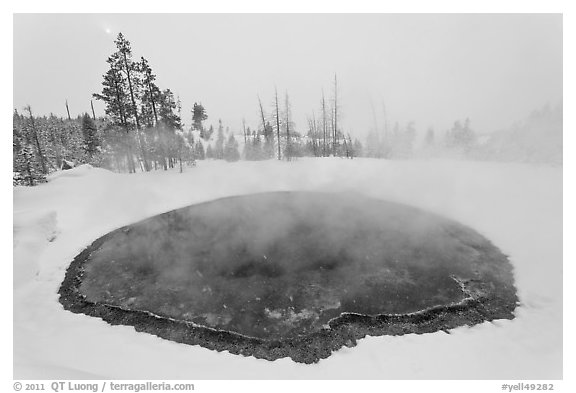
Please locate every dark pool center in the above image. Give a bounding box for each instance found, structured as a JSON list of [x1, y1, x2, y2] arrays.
[[61, 191, 518, 361]]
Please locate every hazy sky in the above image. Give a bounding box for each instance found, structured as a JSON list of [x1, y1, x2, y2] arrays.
[[13, 14, 562, 137]]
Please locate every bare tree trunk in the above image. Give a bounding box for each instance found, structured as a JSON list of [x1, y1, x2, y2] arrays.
[[49, 127, 63, 169], [311, 113, 318, 157], [285, 92, 291, 161], [275, 88, 281, 161], [147, 80, 159, 125], [25, 160, 34, 186], [322, 91, 327, 157], [350, 134, 354, 159], [370, 98, 380, 158], [242, 118, 247, 144], [91, 100, 97, 121], [333, 74, 338, 157], [112, 73, 135, 173], [122, 51, 150, 172], [65, 100, 71, 120], [25, 105, 47, 174], [257, 96, 269, 157]]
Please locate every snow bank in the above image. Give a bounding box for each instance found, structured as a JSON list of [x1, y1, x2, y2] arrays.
[[13, 158, 562, 379]]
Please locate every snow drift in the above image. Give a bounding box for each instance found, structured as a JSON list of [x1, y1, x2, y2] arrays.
[[13, 158, 562, 379]]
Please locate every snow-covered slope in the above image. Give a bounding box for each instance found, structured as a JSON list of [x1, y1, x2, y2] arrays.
[[13, 158, 562, 379]]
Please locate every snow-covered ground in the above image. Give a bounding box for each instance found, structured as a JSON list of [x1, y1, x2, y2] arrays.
[[13, 158, 562, 379]]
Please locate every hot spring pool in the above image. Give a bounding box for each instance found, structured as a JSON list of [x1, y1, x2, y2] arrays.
[[59, 191, 518, 363]]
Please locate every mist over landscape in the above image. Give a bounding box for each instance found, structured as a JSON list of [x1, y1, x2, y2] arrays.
[[13, 14, 562, 182], [12, 12, 563, 381]]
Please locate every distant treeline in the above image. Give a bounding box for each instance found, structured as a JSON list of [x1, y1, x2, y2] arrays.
[[13, 32, 561, 186]]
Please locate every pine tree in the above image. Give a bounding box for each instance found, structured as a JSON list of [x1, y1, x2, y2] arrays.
[[262, 122, 275, 159], [284, 92, 294, 161], [352, 138, 363, 158], [214, 120, 225, 159], [321, 90, 328, 156], [81, 113, 100, 158], [13, 142, 45, 186], [24, 105, 48, 174], [114, 32, 150, 171], [424, 127, 435, 147], [333, 74, 339, 156], [205, 144, 214, 159], [446, 119, 475, 152], [194, 140, 205, 160], [274, 88, 282, 160], [205, 124, 214, 140], [224, 134, 240, 162], [93, 50, 136, 172], [156, 89, 182, 169], [13, 112, 46, 186], [192, 103, 208, 135], [139, 56, 161, 128]]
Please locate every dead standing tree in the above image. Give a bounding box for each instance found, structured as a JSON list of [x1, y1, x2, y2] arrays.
[[257, 95, 271, 158], [274, 88, 282, 160], [65, 100, 71, 120], [322, 90, 327, 157], [333, 74, 338, 157], [284, 91, 292, 161], [24, 105, 48, 174], [90, 100, 97, 121]]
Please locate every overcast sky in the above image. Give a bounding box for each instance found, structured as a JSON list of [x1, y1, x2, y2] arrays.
[[13, 13, 562, 137]]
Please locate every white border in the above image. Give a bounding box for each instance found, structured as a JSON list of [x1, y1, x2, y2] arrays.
[[3, 2, 572, 392]]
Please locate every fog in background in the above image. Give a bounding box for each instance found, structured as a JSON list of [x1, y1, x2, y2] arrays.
[[14, 13, 562, 138]]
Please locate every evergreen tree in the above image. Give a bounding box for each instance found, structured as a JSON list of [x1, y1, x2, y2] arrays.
[[284, 92, 294, 161], [157, 89, 182, 129], [353, 138, 363, 157], [46, 115, 64, 168], [93, 54, 131, 128], [205, 124, 214, 140], [224, 134, 240, 162], [93, 47, 136, 172], [262, 121, 275, 159], [13, 141, 45, 186], [446, 118, 476, 152], [424, 127, 435, 147], [364, 130, 380, 158], [81, 113, 100, 158], [194, 140, 205, 160], [139, 56, 161, 128], [156, 89, 182, 169], [254, 133, 266, 160], [114, 33, 150, 171], [192, 103, 208, 135], [13, 111, 46, 186], [205, 144, 214, 159], [398, 121, 416, 158], [214, 120, 225, 159], [24, 105, 48, 174], [242, 135, 253, 160]]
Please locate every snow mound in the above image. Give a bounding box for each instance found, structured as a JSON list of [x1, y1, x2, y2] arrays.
[[13, 210, 59, 289], [47, 164, 113, 182]]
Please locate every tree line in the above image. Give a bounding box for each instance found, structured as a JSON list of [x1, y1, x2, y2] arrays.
[[14, 32, 483, 186]]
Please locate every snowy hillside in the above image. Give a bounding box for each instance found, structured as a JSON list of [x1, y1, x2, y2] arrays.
[[13, 158, 562, 379]]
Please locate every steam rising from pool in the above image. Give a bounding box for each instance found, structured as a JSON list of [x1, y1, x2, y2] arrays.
[[74, 191, 516, 341]]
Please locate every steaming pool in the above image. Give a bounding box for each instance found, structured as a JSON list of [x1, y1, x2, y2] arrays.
[[59, 191, 518, 363]]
